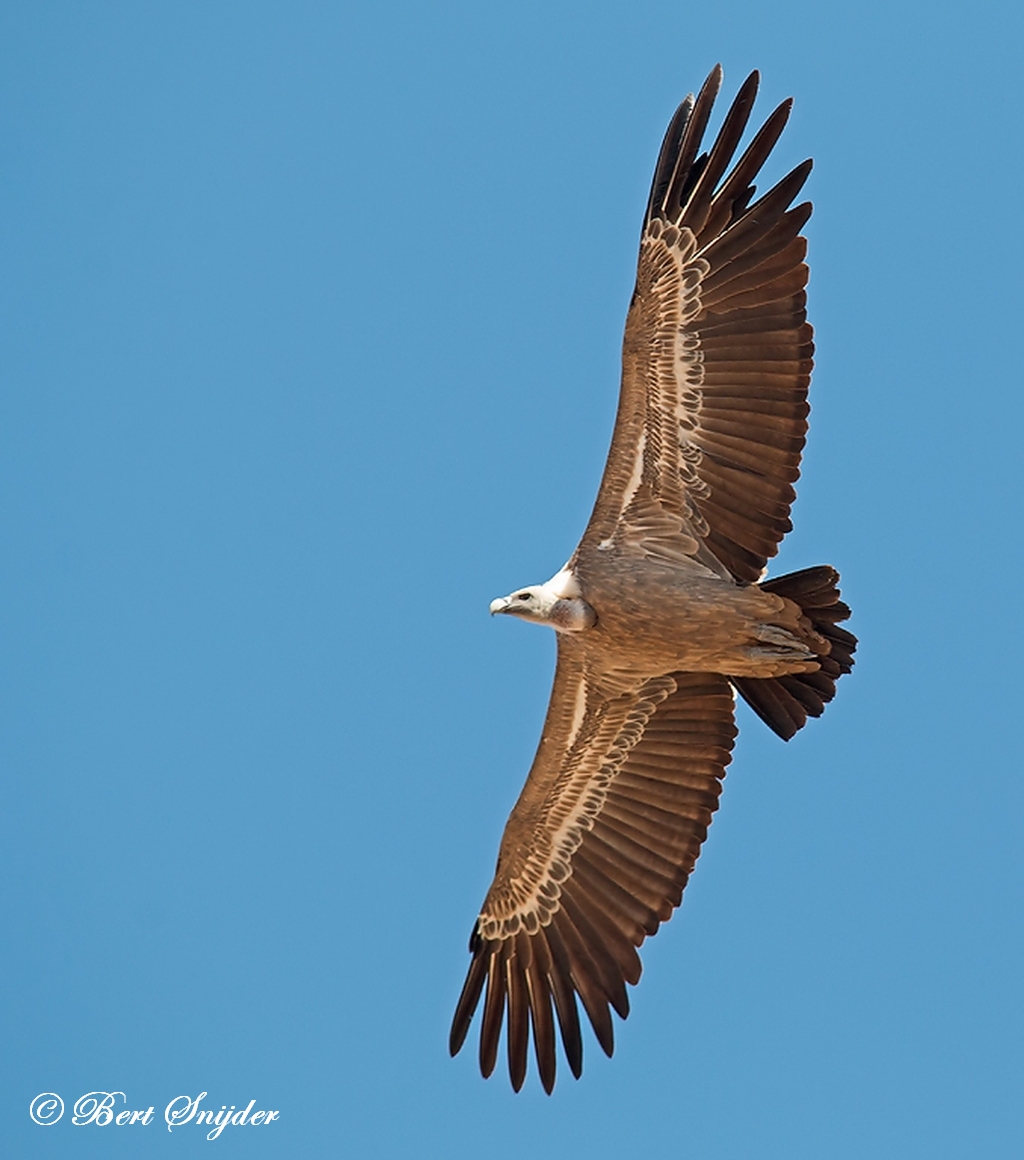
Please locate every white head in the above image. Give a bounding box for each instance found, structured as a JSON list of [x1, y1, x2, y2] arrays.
[[489, 585, 558, 623], [489, 575, 596, 633]]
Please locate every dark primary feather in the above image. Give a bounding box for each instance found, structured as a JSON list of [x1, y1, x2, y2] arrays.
[[662, 65, 722, 221], [644, 95, 694, 228], [671, 69, 760, 239]]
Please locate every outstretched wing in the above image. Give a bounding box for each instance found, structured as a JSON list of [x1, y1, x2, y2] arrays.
[[581, 66, 814, 583], [449, 637, 736, 1092]]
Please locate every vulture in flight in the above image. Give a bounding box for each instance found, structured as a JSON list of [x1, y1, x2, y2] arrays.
[[449, 65, 856, 1093]]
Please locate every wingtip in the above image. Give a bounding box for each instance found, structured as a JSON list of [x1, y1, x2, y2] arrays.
[[738, 68, 760, 100], [449, 1008, 471, 1056], [699, 63, 724, 103]]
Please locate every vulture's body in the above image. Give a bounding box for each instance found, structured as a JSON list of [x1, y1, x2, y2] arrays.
[[450, 66, 856, 1093]]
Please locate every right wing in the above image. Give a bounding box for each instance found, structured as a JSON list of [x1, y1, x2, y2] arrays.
[[580, 66, 814, 583], [449, 637, 737, 1092]]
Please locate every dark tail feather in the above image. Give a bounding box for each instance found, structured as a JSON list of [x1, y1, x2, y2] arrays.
[[732, 566, 856, 741]]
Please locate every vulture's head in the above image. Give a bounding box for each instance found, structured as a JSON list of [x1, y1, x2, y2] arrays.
[[489, 586, 555, 623], [490, 585, 596, 632]]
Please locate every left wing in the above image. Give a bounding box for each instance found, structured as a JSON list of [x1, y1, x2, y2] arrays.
[[449, 637, 736, 1092], [580, 66, 814, 583]]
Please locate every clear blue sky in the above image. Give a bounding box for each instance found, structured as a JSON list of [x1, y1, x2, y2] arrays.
[[3, 2, 1022, 1157]]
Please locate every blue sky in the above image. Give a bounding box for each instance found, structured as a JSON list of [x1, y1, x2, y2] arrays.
[[2, 2, 1022, 1157]]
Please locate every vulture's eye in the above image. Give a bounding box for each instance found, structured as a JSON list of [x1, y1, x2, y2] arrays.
[[517, 593, 531, 601]]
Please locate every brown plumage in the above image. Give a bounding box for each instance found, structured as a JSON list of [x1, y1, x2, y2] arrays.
[[452, 66, 856, 1093]]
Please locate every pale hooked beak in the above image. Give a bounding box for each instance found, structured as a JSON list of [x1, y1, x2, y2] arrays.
[[489, 596, 511, 615]]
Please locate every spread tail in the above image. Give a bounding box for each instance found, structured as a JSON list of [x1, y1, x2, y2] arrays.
[[732, 566, 856, 741]]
